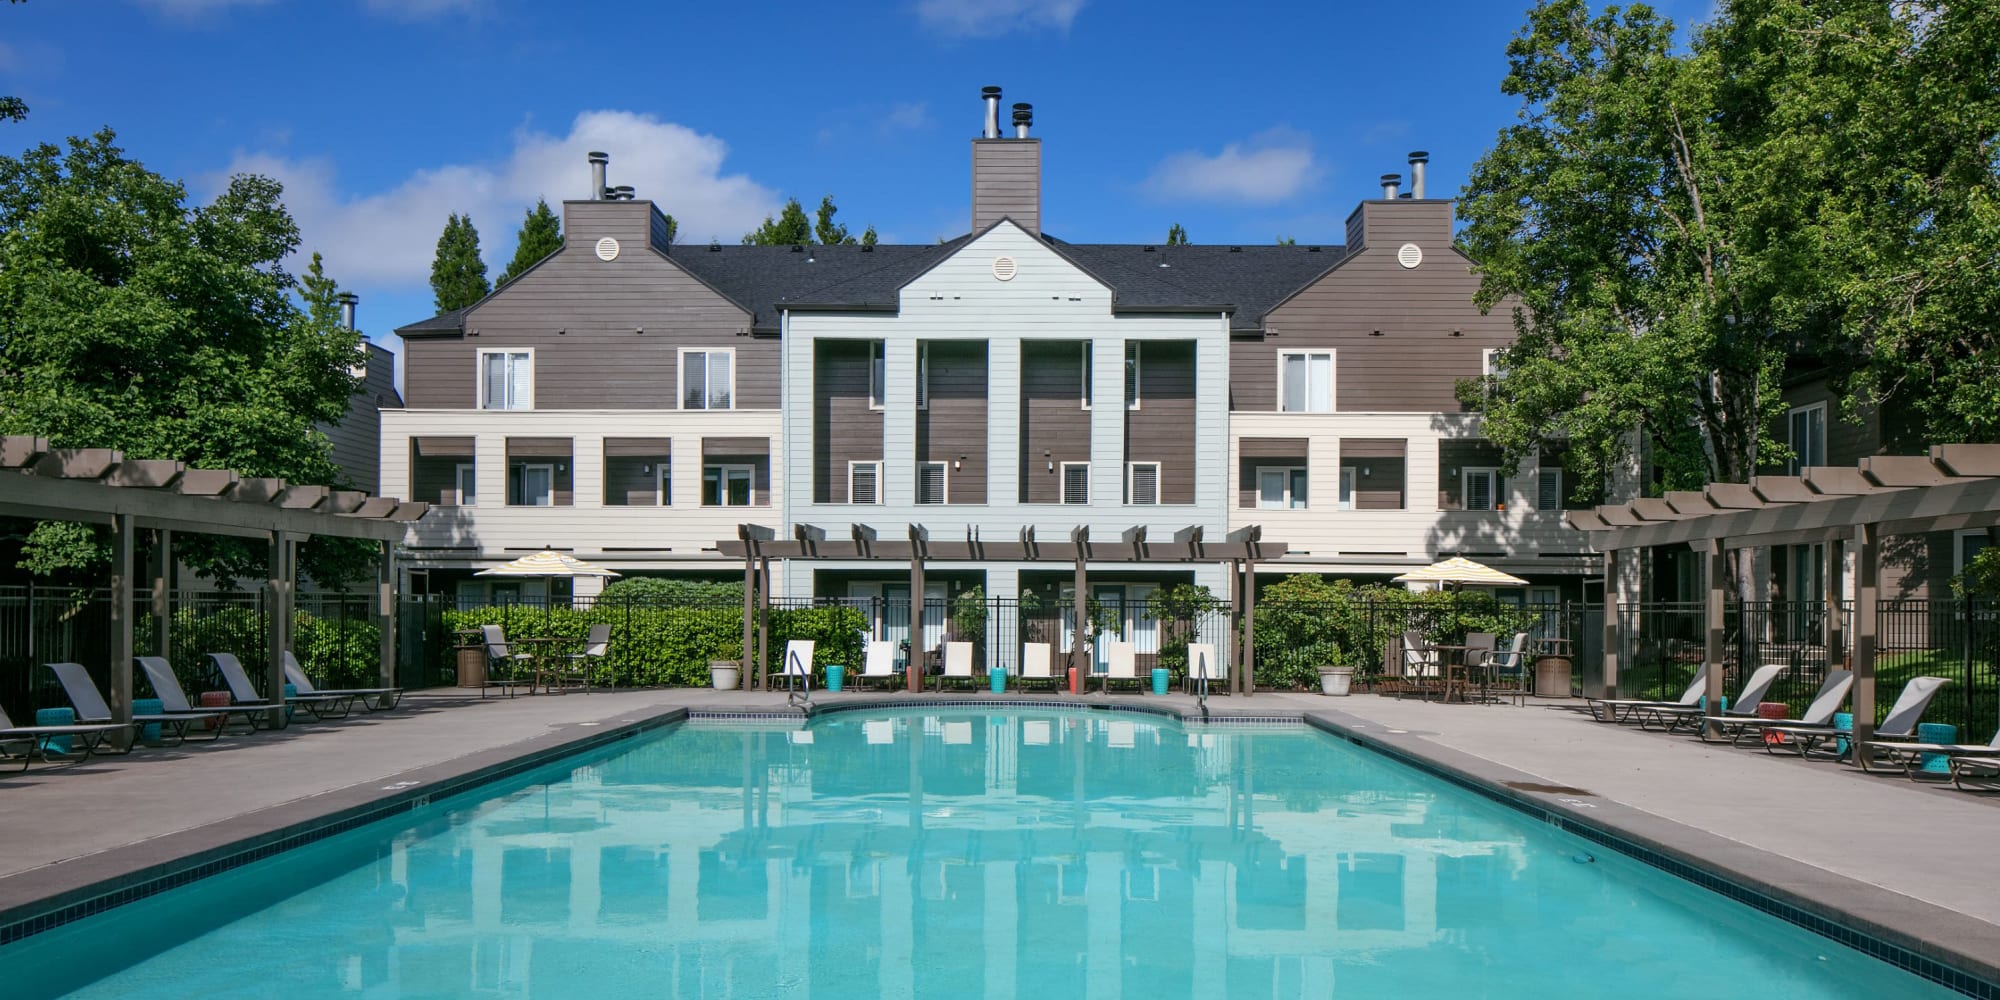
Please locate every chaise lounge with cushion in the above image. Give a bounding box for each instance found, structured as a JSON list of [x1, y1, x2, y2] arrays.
[[209, 652, 357, 721], [1764, 675, 1950, 761], [283, 651, 403, 711], [47, 661, 224, 745], [1632, 664, 1785, 733], [1697, 670, 1852, 746], [0, 705, 130, 770]]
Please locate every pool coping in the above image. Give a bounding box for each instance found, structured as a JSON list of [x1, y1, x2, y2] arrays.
[[0, 705, 687, 949]]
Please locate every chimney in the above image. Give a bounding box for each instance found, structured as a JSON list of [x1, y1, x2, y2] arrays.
[[336, 292, 358, 331], [981, 86, 1002, 139], [588, 151, 609, 200], [1380, 173, 1402, 199], [1408, 151, 1429, 199], [972, 87, 1042, 234]]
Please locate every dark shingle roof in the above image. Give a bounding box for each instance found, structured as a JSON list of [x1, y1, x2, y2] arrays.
[[393, 305, 470, 336], [666, 238, 971, 332], [1053, 242, 1351, 332]]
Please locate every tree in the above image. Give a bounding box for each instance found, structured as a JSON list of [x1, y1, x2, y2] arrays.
[[300, 251, 340, 326], [813, 195, 855, 246], [1166, 222, 1189, 246], [496, 199, 562, 286], [660, 213, 677, 246], [861, 225, 878, 247], [1275, 235, 1296, 246], [430, 212, 490, 311], [743, 198, 812, 245], [0, 129, 366, 585]]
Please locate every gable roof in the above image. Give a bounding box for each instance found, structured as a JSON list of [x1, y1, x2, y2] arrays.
[[1052, 242, 1351, 332], [669, 238, 971, 331]]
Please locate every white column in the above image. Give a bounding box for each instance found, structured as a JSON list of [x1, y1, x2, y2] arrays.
[[1407, 435, 1441, 513], [1194, 322, 1229, 518], [572, 433, 604, 508], [988, 566, 1020, 677], [1089, 338, 1125, 507], [670, 434, 703, 508], [476, 433, 507, 517], [989, 335, 1021, 507], [884, 339, 919, 508]]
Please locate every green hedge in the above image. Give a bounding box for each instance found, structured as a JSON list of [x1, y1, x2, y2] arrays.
[[165, 605, 379, 695], [1252, 575, 1546, 690], [444, 602, 868, 688]]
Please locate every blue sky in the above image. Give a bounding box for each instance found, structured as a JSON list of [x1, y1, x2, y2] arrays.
[[1, 0, 1716, 362]]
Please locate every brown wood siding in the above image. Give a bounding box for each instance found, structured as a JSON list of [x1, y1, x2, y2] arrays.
[[603, 456, 662, 506], [1341, 438, 1406, 459], [1250, 206, 1514, 413], [603, 437, 671, 457], [401, 199, 759, 410], [506, 438, 572, 458], [1123, 341, 1195, 504], [1238, 436, 1310, 459], [1763, 380, 1883, 474], [1341, 437, 1407, 511], [1020, 340, 1091, 503], [411, 456, 464, 507], [917, 341, 988, 504], [1238, 455, 1305, 509], [323, 345, 397, 494], [814, 340, 884, 503], [971, 139, 1041, 234], [1438, 440, 1505, 510], [413, 436, 475, 458], [702, 437, 770, 457]]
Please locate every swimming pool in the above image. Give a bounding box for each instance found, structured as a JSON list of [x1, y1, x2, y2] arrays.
[[0, 708, 1967, 998]]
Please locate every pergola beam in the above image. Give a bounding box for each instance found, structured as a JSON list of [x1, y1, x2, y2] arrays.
[[2, 468, 407, 541], [1586, 476, 2000, 552]]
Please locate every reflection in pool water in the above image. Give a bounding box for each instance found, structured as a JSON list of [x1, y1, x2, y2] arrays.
[[1, 709, 1960, 998]]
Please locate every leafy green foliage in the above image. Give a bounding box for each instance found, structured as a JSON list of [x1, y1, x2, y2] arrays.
[[860, 225, 878, 247], [597, 576, 743, 604], [1152, 583, 1221, 679], [1956, 548, 2000, 599], [1275, 235, 1296, 246], [442, 601, 865, 687], [429, 212, 490, 311], [951, 585, 988, 642], [813, 195, 854, 245], [163, 605, 379, 696], [743, 198, 812, 245], [496, 199, 562, 286], [1166, 222, 1188, 246], [1252, 575, 1543, 690]]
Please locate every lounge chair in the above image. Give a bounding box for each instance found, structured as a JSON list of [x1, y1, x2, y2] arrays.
[[135, 656, 273, 731], [1397, 630, 1442, 700], [1019, 642, 1057, 690], [47, 661, 224, 745], [1769, 675, 1950, 760], [282, 651, 403, 711], [1184, 642, 1223, 695], [1633, 664, 1785, 733], [0, 705, 131, 770], [209, 652, 357, 721], [942, 641, 975, 689], [1698, 670, 1852, 746], [1477, 633, 1530, 706], [859, 640, 899, 690], [1950, 755, 1999, 791], [1587, 673, 1706, 724], [1867, 725, 2000, 780], [780, 639, 815, 693], [480, 625, 531, 698], [1102, 641, 1139, 692], [561, 624, 611, 693]]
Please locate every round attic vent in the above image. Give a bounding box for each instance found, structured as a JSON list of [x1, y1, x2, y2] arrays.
[[1397, 243, 1423, 269], [992, 256, 1018, 281], [595, 237, 621, 262]]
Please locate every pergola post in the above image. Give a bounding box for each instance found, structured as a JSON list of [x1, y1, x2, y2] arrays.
[[1070, 530, 1088, 693], [1240, 561, 1257, 696], [377, 541, 396, 688], [266, 531, 295, 729], [1601, 548, 1622, 698], [1851, 522, 1880, 754], [108, 513, 137, 729], [1702, 538, 1728, 738], [741, 550, 757, 690], [150, 528, 172, 665], [757, 556, 771, 693], [1224, 558, 1240, 695], [909, 551, 927, 693], [1822, 537, 1844, 667]]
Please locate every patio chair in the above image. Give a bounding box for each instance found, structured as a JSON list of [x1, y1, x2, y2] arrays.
[[1866, 725, 2000, 780], [1102, 641, 1140, 692], [859, 640, 899, 690], [1184, 642, 1223, 695], [1476, 633, 1531, 706], [942, 641, 975, 689], [282, 651, 403, 711], [1950, 754, 2000, 791], [134, 656, 271, 731], [0, 704, 130, 771], [481, 625, 531, 698], [1698, 669, 1852, 746], [1586, 673, 1706, 724], [1632, 664, 1785, 733], [1019, 642, 1058, 690], [561, 624, 612, 693], [1769, 675, 1951, 761], [208, 652, 357, 721], [1398, 630, 1442, 701], [47, 661, 224, 745], [781, 639, 815, 693]]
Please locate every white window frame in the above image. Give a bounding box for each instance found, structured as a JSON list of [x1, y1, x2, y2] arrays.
[[1482, 347, 1507, 381], [1256, 466, 1307, 510], [1462, 467, 1502, 512], [848, 460, 882, 505], [679, 348, 736, 411], [1787, 401, 1827, 475], [703, 463, 755, 507], [454, 462, 477, 507], [1081, 343, 1092, 410], [868, 342, 885, 410], [915, 342, 930, 410], [510, 462, 554, 507], [476, 349, 533, 411], [1276, 350, 1334, 413], [1060, 461, 1090, 505], [1125, 342, 1141, 411], [1126, 461, 1160, 505], [916, 460, 948, 505]]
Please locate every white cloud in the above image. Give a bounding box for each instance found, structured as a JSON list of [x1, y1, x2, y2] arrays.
[[1142, 129, 1321, 204], [916, 0, 1084, 36], [217, 110, 779, 290]]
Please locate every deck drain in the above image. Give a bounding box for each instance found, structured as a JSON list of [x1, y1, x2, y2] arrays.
[[1504, 781, 1594, 796]]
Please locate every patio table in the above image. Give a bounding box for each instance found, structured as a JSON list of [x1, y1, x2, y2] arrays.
[[1431, 645, 1476, 703], [511, 636, 573, 694]]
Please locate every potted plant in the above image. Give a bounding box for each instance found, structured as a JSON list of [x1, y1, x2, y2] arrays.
[[1311, 642, 1353, 696], [709, 639, 742, 691]]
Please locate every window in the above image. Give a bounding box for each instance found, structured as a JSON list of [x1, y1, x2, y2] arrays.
[[478, 350, 532, 410], [1537, 467, 1562, 511], [1081, 344, 1092, 410], [1787, 402, 1826, 474], [848, 461, 881, 505], [915, 343, 929, 410], [1127, 462, 1159, 505], [509, 463, 553, 507], [656, 460, 672, 506], [1060, 462, 1090, 505], [1257, 467, 1307, 510], [1956, 530, 1992, 575], [681, 349, 734, 410], [703, 464, 753, 507], [1339, 466, 1355, 510], [455, 462, 477, 507], [1278, 351, 1333, 412], [916, 461, 948, 505], [1463, 468, 1503, 511], [1125, 343, 1141, 410], [868, 342, 885, 410], [1482, 348, 1507, 382]]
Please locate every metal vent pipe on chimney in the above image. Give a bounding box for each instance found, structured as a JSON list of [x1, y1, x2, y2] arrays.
[[1012, 103, 1033, 138], [1407, 151, 1429, 199], [588, 151, 609, 200], [336, 292, 357, 331], [981, 86, 1002, 138], [1380, 173, 1402, 199]]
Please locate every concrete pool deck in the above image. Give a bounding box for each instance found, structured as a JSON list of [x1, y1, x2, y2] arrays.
[[1, 687, 1995, 991]]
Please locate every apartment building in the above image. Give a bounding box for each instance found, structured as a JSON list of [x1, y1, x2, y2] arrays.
[[384, 89, 1597, 615]]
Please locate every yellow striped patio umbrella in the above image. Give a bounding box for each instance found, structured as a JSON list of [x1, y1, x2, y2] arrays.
[[1392, 557, 1528, 589], [474, 550, 622, 579]]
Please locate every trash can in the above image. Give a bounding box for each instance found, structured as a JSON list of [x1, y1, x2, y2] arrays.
[[990, 668, 1006, 693], [456, 646, 486, 689], [826, 664, 844, 692], [1151, 668, 1169, 696], [1533, 656, 1573, 698]]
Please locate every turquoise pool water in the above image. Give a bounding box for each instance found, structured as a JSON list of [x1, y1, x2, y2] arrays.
[[0, 709, 1963, 999]]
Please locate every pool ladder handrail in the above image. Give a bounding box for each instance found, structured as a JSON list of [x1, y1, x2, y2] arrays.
[[785, 647, 812, 711]]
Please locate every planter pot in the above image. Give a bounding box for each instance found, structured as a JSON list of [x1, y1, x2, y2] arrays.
[[1319, 666, 1355, 697], [709, 660, 740, 691]]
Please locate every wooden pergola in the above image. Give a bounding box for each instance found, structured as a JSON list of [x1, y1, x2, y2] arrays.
[[1, 436, 428, 730], [719, 523, 1286, 695], [1565, 444, 2000, 751]]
